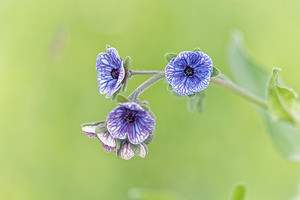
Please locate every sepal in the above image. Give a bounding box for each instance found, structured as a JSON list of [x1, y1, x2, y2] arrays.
[[193, 47, 201, 52], [211, 66, 220, 77], [105, 44, 112, 49], [116, 94, 130, 103], [143, 133, 155, 145], [267, 68, 300, 124], [130, 143, 141, 155], [164, 52, 177, 62], [139, 100, 150, 111], [122, 56, 132, 92]]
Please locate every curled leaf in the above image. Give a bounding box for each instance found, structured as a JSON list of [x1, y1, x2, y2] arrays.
[[228, 31, 300, 162], [267, 68, 300, 124]]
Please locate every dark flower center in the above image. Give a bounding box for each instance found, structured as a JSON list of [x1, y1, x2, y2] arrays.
[[124, 113, 136, 124], [184, 66, 195, 77], [111, 68, 119, 79]]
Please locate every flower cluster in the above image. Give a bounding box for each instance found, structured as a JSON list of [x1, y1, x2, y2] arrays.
[[82, 101, 155, 160], [82, 46, 215, 160], [165, 51, 213, 96]]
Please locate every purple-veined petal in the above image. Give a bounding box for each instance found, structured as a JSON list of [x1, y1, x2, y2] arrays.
[[138, 144, 146, 158], [127, 123, 150, 145], [107, 47, 122, 68], [97, 132, 116, 147], [190, 75, 211, 93], [82, 125, 98, 138], [101, 142, 115, 153], [194, 51, 213, 67], [96, 52, 114, 72], [120, 142, 135, 160], [105, 61, 125, 98], [106, 106, 128, 140], [98, 73, 117, 95]]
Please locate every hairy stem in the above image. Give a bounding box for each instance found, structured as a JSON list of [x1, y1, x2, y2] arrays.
[[129, 70, 268, 109], [128, 71, 165, 102], [211, 74, 268, 109], [130, 70, 161, 75]]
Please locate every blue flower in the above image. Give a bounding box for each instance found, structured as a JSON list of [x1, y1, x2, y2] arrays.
[[165, 51, 213, 96], [96, 47, 125, 98], [106, 102, 155, 145]]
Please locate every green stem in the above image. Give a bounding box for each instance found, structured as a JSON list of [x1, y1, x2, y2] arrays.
[[128, 71, 165, 102], [211, 74, 268, 109], [130, 70, 160, 75], [129, 70, 268, 109]]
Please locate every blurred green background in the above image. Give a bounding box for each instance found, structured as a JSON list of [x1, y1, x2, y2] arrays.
[[1, 0, 300, 199]]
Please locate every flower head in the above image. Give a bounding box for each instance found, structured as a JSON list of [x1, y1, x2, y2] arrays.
[[165, 51, 213, 95], [96, 47, 125, 98], [82, 120, 150, 160], [106, 102, 155, 145]]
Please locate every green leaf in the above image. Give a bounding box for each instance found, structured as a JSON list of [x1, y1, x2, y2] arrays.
[[116, 94, 130, 103], [143, 134, 155, 145], [227, 30, 300, 162], [187, 91, 205, 113], [211, 66, 220, 77], [264, 115, 300, 161], [164, 52, 177, 62], [267, 68, 300, 124], [228, 31, 269, 99], [130, 143, 141, 155], [230, 183, 246, 200]]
